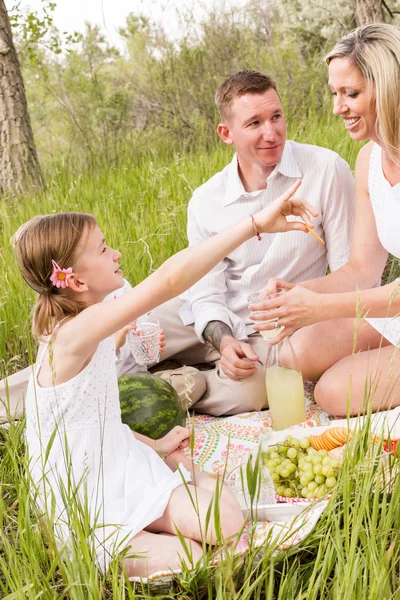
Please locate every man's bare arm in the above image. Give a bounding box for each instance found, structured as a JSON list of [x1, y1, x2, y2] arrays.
[[203, 321, 234, 352]]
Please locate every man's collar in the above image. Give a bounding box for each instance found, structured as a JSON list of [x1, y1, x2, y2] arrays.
[[223, 142, 302, 207], [272, 141, 303, 179], [223, 154, 246, 206]]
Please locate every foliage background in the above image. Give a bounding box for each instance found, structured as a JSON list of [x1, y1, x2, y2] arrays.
[[2, 3, 400, 599], [1, 0, 400, 372]]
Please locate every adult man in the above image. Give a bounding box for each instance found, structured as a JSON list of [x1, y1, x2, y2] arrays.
[[150, 69, 355, 415]]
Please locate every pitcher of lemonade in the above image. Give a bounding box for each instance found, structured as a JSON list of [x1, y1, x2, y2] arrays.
[[265, 338, 305, 430]]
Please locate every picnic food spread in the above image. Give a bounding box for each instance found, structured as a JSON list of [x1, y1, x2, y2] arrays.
[[309, 427, 349, 451], [261, 433, 342, 499]]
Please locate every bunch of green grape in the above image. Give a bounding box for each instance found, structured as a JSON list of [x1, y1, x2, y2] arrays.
[[261, 435, 341, 499]]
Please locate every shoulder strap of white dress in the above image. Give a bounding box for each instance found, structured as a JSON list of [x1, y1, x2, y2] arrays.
[[34, 318, 68, 376], [368, 142, 383, 200]]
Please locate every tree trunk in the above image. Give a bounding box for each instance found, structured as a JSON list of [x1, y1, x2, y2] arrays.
[[0, 0, 44, 196], [352, 0, 384, 25]]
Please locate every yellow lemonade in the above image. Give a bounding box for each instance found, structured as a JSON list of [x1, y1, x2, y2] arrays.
[[265, 365, 305, 430], [259, 320, 284, 340]]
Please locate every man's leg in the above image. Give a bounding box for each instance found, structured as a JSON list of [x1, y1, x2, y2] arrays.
[[156, 366, 207, 410], [149, 298, 220, 407], [0, 365, 32, 421], [150, 298, 219, 365], [193, 334, 269, 416]]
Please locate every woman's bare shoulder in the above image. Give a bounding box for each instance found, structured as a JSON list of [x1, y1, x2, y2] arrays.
[[355, 141, 375, 187], [356, 141, 374, 169]]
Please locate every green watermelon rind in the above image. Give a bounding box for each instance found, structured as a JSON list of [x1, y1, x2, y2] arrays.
[[118, 373, 186, 440]]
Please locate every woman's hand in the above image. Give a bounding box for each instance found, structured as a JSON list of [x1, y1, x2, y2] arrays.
[[265, 278, 295, 295], [154, 425, 190, 457], [249, 285, 323, 345], [254, 179, 318, 234]]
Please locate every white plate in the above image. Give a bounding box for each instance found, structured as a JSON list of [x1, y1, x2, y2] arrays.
[[243, 502, 309, 522]]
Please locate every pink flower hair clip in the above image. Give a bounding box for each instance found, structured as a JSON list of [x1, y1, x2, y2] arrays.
[[50, 259, 73, 289]]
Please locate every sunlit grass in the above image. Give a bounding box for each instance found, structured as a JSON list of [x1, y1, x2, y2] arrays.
[[1, 412, 400, 598], [2, 111, 393, 377], [2, 111, 400, 597]]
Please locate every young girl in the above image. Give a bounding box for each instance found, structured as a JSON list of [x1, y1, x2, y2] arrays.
[[15, 179, 316, 577]]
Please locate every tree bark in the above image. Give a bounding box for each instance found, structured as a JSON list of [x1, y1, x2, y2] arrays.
[[352, 0, 384, 25], [0, 0, 44, 196]]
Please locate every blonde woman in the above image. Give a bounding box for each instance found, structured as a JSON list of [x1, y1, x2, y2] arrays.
[[251, 24, 400, 416]]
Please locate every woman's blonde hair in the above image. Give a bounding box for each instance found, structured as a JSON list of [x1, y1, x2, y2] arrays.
[[325, 23, 400, 166], [12, 212, 97, 339]]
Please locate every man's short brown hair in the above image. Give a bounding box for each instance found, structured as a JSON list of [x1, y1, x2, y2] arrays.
[[215, 70, 278, 122]]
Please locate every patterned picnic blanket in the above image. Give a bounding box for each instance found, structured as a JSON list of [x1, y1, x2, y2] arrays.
[[131, 382, 330, 585], [186, 381, 330, 476], [131, 380, 400, 586]]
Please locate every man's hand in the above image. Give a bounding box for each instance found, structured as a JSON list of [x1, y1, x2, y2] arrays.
[[203, 321, 259, 380], [220, 335, 259, 380], [203, 320, 233, 353]]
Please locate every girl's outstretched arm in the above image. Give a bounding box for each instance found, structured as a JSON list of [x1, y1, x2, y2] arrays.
[[69, 180, 317, 353]]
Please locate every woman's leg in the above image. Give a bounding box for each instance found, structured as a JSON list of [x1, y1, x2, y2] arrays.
[[314, 343, 400, 416], [287, 319, 391, 381], [123, 530, 203, 578]]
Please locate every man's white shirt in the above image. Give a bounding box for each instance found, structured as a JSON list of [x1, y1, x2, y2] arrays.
[[179, 140, 355, 341]]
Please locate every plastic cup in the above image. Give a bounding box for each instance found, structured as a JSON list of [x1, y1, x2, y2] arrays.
[[127, 316, 160, 365], [248, 289, 285, 340]]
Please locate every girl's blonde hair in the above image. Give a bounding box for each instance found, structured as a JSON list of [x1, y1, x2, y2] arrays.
[[325, 23, 400, 166], [12, 212, 97, 339]]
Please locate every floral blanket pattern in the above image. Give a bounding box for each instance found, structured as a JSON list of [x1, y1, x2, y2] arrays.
[[186, 381, 330, 476], [130, 383, 331, 585]]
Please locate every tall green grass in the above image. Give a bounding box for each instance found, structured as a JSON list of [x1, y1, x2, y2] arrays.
[[0, 110, 373, 376], [0, 142, 228, 376], [1, 411, 400, 598], [2, 110, 400, 598]]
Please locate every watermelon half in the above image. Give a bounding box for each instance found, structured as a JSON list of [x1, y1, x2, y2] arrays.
[[118, 373, 186, 439]]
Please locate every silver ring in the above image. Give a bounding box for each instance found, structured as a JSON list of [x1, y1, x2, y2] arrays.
[[274, 320, 280, 330]]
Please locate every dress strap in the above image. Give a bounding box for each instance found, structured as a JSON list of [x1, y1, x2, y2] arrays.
[[34, 318, 68, 377], [368, 143, 383, 214]]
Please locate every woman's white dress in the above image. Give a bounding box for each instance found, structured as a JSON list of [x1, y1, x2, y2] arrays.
[[25, 334, 190, 571], [365, 143, 400, 346]]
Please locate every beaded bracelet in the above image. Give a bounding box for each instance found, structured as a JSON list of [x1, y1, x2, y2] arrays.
[[250, 214, 262, 241]]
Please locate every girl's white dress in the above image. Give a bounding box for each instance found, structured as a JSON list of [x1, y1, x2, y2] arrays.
[[25, 334, 191, 572], [365, 143, 400, 346]]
